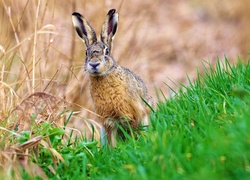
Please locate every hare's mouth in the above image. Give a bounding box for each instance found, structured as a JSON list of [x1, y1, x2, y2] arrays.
[[87, 65, 106, 76], [88, 68, 102, 76], [90, 69, 99, 74], [87, 59, 109, 76]]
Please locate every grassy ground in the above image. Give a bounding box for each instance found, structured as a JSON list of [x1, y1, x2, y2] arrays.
[[1, 58, 249, 179], [85, 59, 250, 179]]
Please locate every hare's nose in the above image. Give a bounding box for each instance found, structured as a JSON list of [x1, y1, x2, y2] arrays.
[[89, 62, 100, 69]]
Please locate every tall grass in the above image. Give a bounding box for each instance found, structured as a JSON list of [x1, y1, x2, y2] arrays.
[[1, 58, 249, 179], [87, 59, 250, 179]]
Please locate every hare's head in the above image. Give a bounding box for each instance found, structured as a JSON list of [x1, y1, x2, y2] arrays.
[[72, 9, 118, 76]]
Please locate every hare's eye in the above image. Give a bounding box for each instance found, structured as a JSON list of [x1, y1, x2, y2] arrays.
[[85, 50, 87, 56], [105, 48, 109, 55]]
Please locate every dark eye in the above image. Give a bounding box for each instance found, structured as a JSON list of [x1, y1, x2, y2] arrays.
[[105, 48, 109, 55], [85, 50, 87, 56]]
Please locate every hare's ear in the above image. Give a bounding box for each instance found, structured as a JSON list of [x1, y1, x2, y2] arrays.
[[72, 12, 97, 46], [101, 9, 118, 52]]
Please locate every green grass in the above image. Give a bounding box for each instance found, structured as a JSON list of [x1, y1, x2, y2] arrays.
[[85, 59, 250, 179], [3, 58, 250, 179]]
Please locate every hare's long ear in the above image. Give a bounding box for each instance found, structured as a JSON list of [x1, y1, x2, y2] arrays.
[[101, 9, 118, 52], [72, 12, 97, 46]]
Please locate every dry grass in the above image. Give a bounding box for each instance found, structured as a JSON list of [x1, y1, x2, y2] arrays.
[[0, 0, 249, 177], [0, 135, 48, 179]]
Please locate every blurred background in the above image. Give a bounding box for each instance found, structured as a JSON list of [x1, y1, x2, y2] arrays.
[[0, 0, 249, 131]]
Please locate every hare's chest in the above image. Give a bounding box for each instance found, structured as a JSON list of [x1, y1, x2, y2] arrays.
[[89, 76, 130, 115]]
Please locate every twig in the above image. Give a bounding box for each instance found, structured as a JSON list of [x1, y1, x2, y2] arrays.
[[32, 0, 41, 93]]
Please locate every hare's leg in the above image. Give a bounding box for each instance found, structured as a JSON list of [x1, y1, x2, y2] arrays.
[[110, 129, 117, 147], [100, 126, 107, 146], [104, 118, 118, 147], [141, 114, 150, 126], [105, 126, 117, 147]]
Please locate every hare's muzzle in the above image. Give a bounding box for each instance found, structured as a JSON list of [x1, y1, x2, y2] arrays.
[[87, 61, 101, 75], [89, 62, 100, 69]]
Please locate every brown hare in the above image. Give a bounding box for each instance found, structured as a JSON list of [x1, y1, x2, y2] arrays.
[[71, 9, 153, 146]]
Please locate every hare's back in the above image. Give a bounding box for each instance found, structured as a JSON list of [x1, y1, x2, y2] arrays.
[[119, 66, 150, 100]]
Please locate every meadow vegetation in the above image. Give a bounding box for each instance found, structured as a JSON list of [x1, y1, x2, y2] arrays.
[[1, 58, 250, 179], [0, 0, 250, 179]]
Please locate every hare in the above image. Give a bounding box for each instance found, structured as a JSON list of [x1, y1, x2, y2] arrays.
[[71, 9, 153, 146]]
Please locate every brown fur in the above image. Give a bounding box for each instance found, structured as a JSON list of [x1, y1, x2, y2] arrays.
[[72, 9, 153, 146]]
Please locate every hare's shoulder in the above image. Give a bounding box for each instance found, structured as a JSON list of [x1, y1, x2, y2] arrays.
[[118, 66, 145, 87], [119, 66, 153, 106]]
